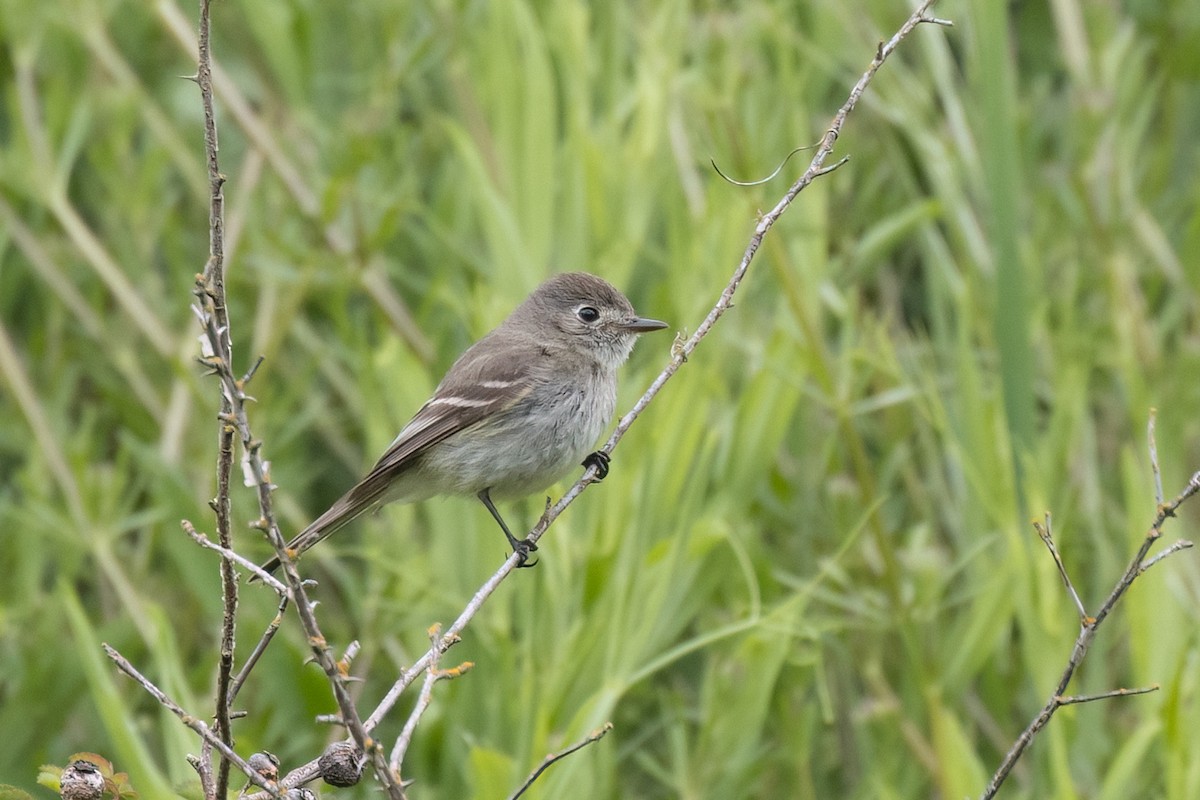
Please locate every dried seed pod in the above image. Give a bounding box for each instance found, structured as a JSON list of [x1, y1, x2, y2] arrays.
[[59, 760, 105, 800], [318, 741, 366, 787]]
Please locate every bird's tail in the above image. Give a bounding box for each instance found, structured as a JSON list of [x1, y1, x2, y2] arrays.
[[250, 490, 378, 580]]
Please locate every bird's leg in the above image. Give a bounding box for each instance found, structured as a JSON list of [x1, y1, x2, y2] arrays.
[[477, 488, 538, 567], [582, 450, 610, 480]]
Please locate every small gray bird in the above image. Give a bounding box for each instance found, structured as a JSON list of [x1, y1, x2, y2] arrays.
[[258, 272, 667, 576]]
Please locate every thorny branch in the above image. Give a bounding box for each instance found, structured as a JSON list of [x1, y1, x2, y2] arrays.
[[194, 0, 236, 795]]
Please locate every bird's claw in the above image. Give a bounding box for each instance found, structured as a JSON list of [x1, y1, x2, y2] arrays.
[[510, 535, 539, 568], [582, 450, 611, 481]]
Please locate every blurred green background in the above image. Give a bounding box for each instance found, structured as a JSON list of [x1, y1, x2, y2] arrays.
[[2, 0, 1200, 797]]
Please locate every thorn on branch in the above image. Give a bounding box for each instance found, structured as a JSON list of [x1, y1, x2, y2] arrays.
[[240, 354, 266, 387], [317, 713, 348, 726], [195, 356, 222, 375]]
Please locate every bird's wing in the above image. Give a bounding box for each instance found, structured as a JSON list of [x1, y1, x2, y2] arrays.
[[350, 368, 536, 506]]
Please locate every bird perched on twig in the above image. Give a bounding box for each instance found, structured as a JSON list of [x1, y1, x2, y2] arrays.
[[256, 272, 667, 577]]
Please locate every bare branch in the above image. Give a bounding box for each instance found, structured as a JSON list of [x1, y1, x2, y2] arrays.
[[188, 3, 401, 795], [513, 1, 952, 563]]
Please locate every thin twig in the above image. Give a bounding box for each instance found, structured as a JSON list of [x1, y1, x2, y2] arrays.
[[1056, 686, 1159, 706], [230, 592, 291, 705], [390, 626, 444, 773], [184, 516, 302, 722], [187, 125, 408, 796], [103, 644, 278, 796], [390, 627, 474, 775], [507, 723, 614, 800], [188, 6, 402, 792], [1140, 539, 1194, 573], [1032, 514, 1089, 624], [183, 519, 290, 594]]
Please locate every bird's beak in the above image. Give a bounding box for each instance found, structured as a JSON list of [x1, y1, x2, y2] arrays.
[[622, 316, 669, 333]]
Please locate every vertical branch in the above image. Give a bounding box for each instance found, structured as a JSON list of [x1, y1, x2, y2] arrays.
[[196, 1, 236, 797]]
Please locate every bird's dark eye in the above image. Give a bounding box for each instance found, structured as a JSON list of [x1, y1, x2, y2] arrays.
[[576, 306, 600, 323]]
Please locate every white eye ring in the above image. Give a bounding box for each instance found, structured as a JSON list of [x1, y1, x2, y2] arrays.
[[576, 306, 600, 323]]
